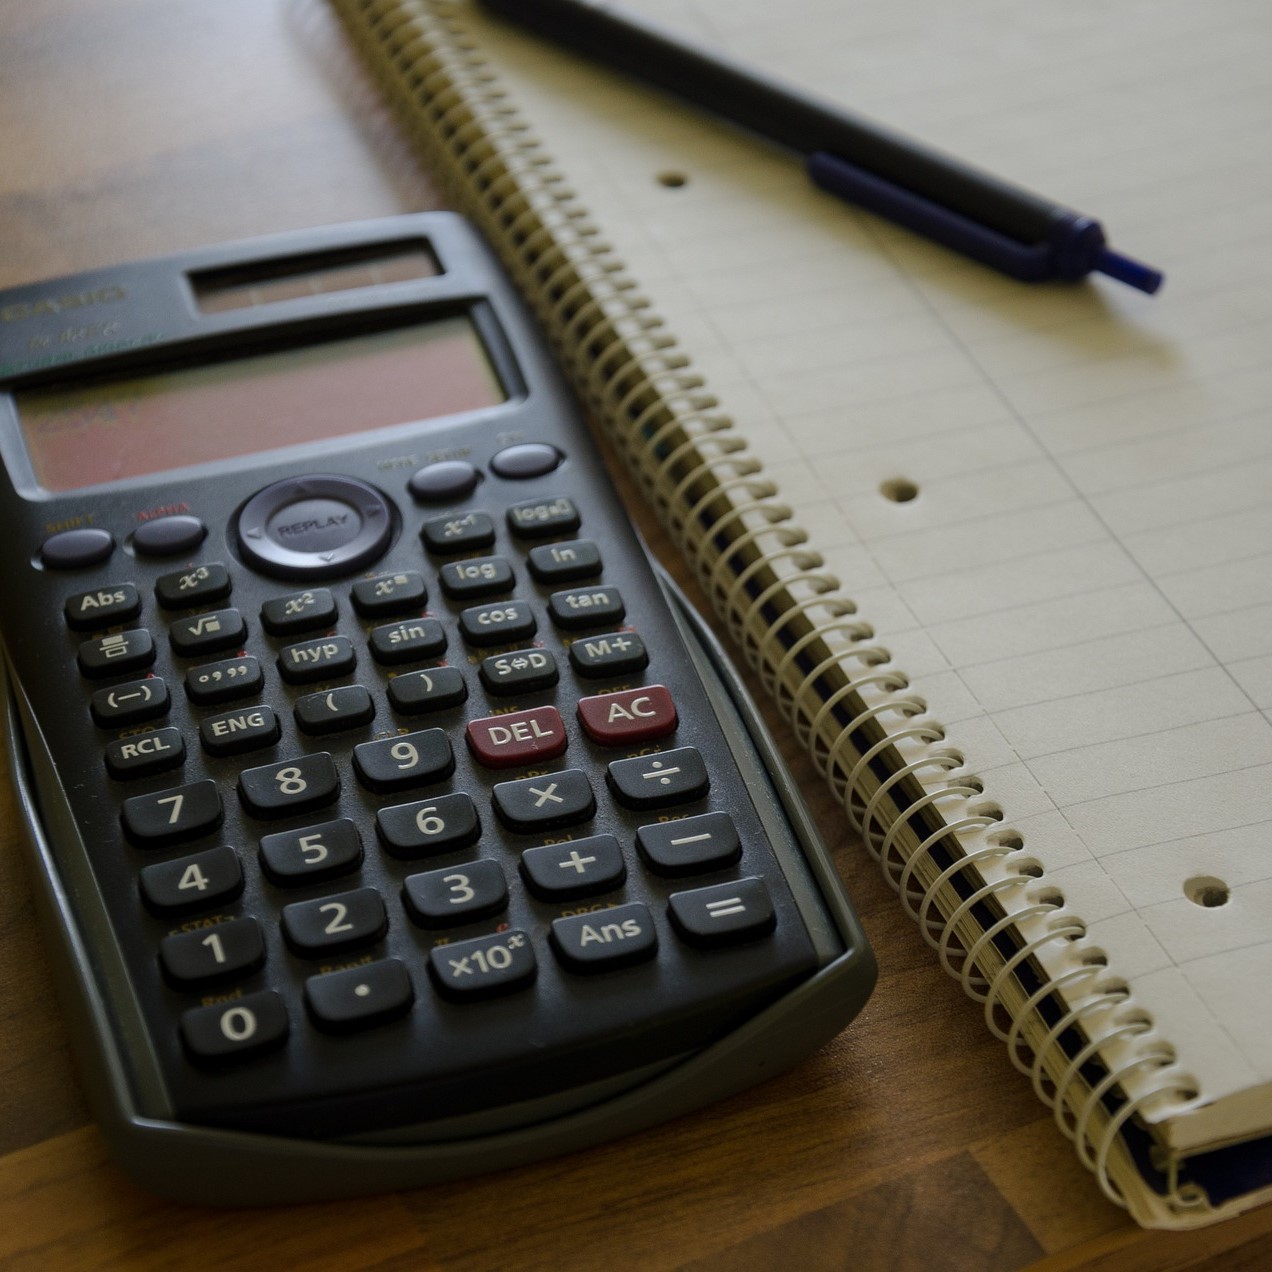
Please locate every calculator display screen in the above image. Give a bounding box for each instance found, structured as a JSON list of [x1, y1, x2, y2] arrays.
[[13, 315, 505, 492]]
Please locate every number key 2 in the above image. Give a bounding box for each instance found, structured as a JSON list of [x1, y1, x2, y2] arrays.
[[281, 887, 387, 957]]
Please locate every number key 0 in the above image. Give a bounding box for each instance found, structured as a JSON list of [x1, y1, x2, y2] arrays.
[[238, 753, 340, 819]]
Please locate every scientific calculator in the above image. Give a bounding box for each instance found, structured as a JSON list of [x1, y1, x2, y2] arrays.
[[0, 215, 874, 1203]]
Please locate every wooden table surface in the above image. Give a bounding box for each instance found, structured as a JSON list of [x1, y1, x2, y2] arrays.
[[2, 3, 1271, 1269]]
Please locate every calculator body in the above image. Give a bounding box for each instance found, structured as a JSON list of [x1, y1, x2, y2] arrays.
[[0, 215, 874, 1204]]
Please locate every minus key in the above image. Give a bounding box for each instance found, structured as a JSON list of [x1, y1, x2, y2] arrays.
[[636, 812, 741, 876]]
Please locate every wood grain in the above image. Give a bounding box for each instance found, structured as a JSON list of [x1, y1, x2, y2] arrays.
[[1, 2, 1268, 1268]]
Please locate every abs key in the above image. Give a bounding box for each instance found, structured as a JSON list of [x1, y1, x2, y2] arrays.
[[64, 583, 140, 631]]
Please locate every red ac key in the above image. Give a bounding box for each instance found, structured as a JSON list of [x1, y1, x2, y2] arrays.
[[466, 705, 568, 769], [576, 685, 677, 746]]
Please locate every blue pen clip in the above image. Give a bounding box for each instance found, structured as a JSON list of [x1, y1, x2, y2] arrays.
[[807, 152, 1163, 294]]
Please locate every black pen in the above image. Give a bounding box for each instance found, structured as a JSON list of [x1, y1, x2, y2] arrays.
[[476, 0, 1163, 293]]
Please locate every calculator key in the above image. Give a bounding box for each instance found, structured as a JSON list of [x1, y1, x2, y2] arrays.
[[636, 812, 742, 877], [375, 792, 480, 859], [479, 647, 558, 696], [439, 554, 514, 600], [606, 747, 710, 811], [567, 630, 649, 679], [506, 495, 580, 540], [408, 458, 480, 503], [551, 903, 658, 974], [350, 571, 427, 618], [526, 539, 602, 584], [465, 705, 567, 769], [236, 475, 394, 580], [577, 684, 677, 746], [91, 676, 169, 728], [180, 991, 288, 1064], [493, 769, 595, 833], [281, 887, 388, 957], [155, 562, 232, 610], [305, 959, 413, 1033], [122, 778, 222, 846], [139, 845, 243, 915], [238, 752, 340, 819], [489, 441, 562, 480], [520, 834, 625, 900], [458, 599, 537, 647], [548, 585, 625, 631], [184, 655, 263, 705], [105, 726, 185, 779], [132, 513, 206, 558], [161, 917, 265, 986], [368, 617, 446, 666], [277, 635, 356, 684], [386, 665, 468, 714], [667, 878, 776, 948], [259, 818, 362, 886], [428, 930, 536, 1001], [78, 628, 155, 679], [64, 583, 140, 631], [169, 607, 247, 657], [40, 526, 114, 570], [200, 705, 281, 757], [294, 685, 375, 735], [402, 859, 508, 928], [353, 728, 453, 793], [260, 587, 337, 636], [420, 510, 496, 555]]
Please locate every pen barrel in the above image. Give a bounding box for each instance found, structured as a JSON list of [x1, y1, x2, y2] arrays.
[[481, 0, 1066, 245]]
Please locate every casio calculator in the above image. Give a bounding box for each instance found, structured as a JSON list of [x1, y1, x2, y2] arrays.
[[0, 215, 874, 1204]]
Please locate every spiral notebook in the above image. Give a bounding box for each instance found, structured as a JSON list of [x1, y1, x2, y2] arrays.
[[330, 0, 1272, 1229]]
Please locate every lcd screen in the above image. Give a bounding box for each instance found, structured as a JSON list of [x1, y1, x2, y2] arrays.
[[14, 315, 505, 492]]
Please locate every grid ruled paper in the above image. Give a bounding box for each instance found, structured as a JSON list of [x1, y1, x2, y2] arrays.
[[462, 0, 1272, 1121]]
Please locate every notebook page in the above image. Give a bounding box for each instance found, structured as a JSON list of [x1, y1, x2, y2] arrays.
[[462, 0, 1272, 1132]]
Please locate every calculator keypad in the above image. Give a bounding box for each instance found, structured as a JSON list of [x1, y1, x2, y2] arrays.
[[51, 466, 826, 1138]]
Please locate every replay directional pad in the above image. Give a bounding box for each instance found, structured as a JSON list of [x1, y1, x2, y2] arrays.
[[235, 474, 395, 580]]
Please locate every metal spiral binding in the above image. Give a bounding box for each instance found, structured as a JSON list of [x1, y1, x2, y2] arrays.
[[332, 0, 1202, 1214]]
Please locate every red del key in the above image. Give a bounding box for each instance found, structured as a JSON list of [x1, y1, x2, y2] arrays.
[[466, 705, 568, 769]]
